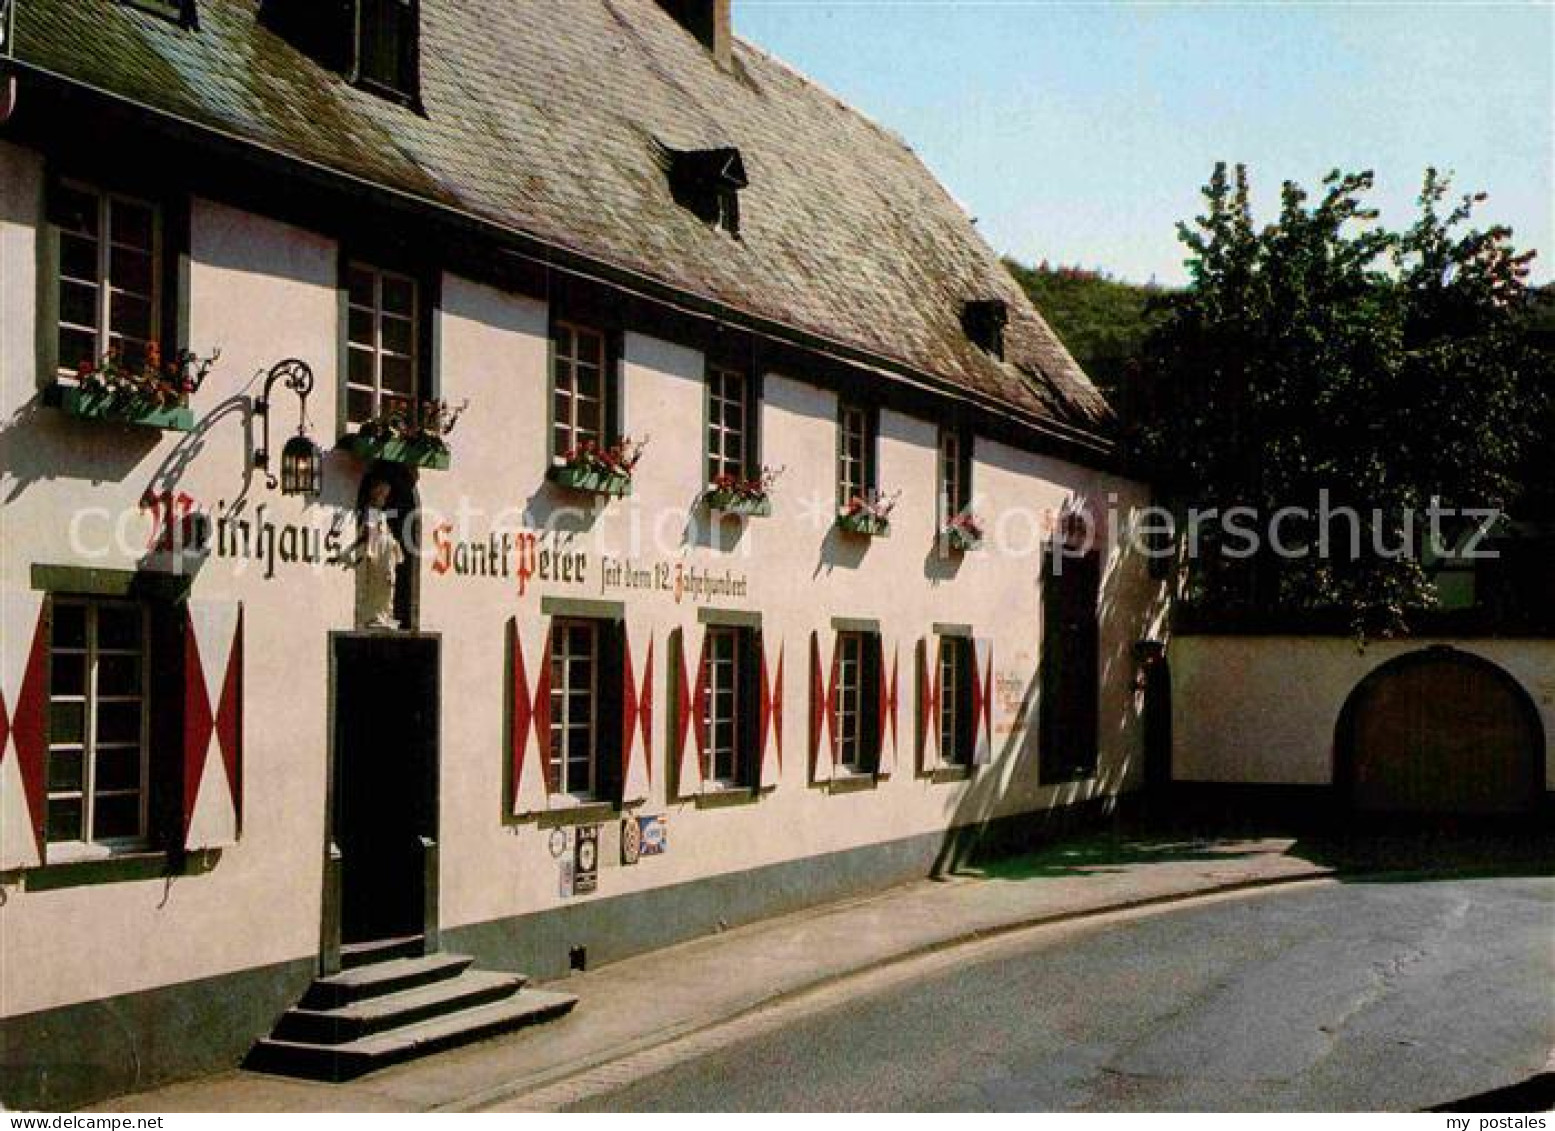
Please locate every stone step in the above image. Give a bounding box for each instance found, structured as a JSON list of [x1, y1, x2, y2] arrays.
[[301, 952, 474, 1010], [275, 970, 527, 1045], [340, 934, 426, 970], [247, 988, 580, 1082]]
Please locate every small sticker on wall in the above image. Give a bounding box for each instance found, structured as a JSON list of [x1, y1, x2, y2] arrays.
[[637, 814, 668, 857], [548, 827, 570, 859], [574, 824, 600, 895], [620, 816, 643, 865], [558, 857, 574, 899], [600, 820, 622, 870]]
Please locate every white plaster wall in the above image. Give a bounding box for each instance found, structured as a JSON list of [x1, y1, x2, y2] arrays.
[[1172, 636, 1555, 788], [1, 144, 1162, 1015], [1, 172, 351, 1015], [424, 317, 1162, 932]]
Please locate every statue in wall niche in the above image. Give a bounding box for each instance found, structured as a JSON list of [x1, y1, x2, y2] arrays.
[[352, 477, 404, 630]]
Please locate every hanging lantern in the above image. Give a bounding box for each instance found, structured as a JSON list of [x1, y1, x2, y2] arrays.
[[253, 359, 321, 497], [280, 432, 324, 497]]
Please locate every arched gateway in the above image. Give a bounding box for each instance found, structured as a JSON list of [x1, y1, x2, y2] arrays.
[[1334, 647, 1545, 815]]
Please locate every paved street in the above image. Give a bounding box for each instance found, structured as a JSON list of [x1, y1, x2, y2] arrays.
[[570, 876, 1554, 1112]]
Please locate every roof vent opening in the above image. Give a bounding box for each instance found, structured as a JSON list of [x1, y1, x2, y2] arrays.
[[657, 0, 732, 68], [261, 0, 420, 109], [963, 299, 1008, 359], [661, 146, 747, 238]]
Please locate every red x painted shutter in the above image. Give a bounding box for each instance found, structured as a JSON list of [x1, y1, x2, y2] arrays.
[[916, 636, 942, 775], [808, 630, 835, 784], [509, 617, 558, 815], [183, 600, 243, 851], [669, 627, 701, 800], [535, 625, 557, 797], [757, 635, 783, 790], [620, 621, 653, 804], [875, 639, 899, 777], [0, 592, 48, 870], [508, 618, 531, 814], [972, 636, 994, 766], [865, 633, 885, 776]]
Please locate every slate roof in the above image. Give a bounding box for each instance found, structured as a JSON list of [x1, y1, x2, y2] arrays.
[[10, 0, 1113, 444]]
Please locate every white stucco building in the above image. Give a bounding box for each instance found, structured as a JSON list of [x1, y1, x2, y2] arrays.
[[0, 0, 1162, 1105]]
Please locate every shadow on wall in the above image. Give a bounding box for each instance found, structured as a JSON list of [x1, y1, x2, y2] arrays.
[[524, 480, 605, 534], [924, 515, 1164, 875], [921, 539, 965, 584], [813, 521, 868, 577], [0, 393, 161, 502], [683, 500, 748, 553]]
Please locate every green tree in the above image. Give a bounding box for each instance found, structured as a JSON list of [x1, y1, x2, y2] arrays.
[[1134, 164, 1547, 635]]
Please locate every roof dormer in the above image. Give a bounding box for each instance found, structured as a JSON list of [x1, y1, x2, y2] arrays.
[[261, 0, 420, 109], [963, 299, 1008, 359], [662, 145, 748, 237], [656, 0, 732, 69]]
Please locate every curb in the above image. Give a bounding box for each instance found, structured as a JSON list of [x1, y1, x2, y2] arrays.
[[446, 866, 1337, 1112]]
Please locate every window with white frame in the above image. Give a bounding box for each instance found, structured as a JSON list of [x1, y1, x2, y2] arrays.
[[52, 182, 161, 375], [837, 402, 876, 510], [938, 426, 970, 524], [938, 635, 974, 766], [46, 599, 150, 850], [552, 321, 609, 459], [345, 262, 419, 429], [706, 366, 749, 484], [703, 626, 750, 784], [548, 619, 600, 799], [833, 630, 879, 773]]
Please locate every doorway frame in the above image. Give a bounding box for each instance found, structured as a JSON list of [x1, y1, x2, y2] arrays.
[[321, 629, 443, 975]]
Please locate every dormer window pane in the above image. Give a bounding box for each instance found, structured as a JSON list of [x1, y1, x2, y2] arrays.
[[357, 0, 419, 100]]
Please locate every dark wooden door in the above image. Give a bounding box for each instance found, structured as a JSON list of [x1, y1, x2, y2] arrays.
[[333, 634, 439, 943], [1342, 651, 1543, 815]]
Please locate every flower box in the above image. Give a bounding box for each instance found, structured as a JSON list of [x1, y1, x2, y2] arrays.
[[51, 383, 194, 431], [548, 463, 633, 497], [836, 511, 891, 538], [703, 488, 772, 517], [343, 432, 451, 469], [345, 398, 464, 470], [944, 526, 983, 553]]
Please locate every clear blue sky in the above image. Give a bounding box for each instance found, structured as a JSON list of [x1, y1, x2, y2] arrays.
[[737, 2, 1554, 285]]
